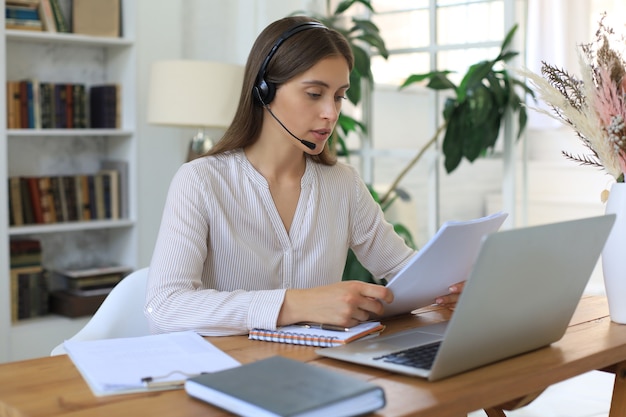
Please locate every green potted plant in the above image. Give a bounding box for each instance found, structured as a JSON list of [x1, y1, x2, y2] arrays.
[[379, 24, 534, 205]]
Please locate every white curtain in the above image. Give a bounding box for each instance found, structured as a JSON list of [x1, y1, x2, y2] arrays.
[[525, 0, 592, 129]]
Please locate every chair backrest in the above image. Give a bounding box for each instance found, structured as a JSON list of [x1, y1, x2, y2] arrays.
[[50, 267, 151, 355]]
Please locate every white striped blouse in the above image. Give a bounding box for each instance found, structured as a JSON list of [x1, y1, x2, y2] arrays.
[[144, 149, 415, 336]]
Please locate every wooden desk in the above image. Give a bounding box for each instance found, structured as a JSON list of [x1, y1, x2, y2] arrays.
[[1, 296, 625, 417]]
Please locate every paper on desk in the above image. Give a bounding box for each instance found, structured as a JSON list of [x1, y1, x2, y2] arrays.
[[64, 331, 240, 396]]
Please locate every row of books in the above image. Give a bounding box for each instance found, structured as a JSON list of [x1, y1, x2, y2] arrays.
[[10, 238, 47, 321], [8, 166, 126, 227], [11, 265, 48, 321], [5, 0, 68, 33], [6, 81, 120, 130]]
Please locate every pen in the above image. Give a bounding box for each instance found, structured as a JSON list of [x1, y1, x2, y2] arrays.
[[142, 379, 187, 390], [296, 322, 350, 332], [141, 371, 207, 389]]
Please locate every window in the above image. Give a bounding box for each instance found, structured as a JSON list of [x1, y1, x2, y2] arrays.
[[354, 0, 523, 245]]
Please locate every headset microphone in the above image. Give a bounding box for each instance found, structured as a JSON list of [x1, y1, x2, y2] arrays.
[[264, 105, 316, 150]]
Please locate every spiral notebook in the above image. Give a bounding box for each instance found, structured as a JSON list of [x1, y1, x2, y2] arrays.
[[249, 321, 385, 347]]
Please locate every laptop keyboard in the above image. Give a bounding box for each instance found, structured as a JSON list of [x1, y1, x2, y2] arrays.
[[374, 341, 442, 369]]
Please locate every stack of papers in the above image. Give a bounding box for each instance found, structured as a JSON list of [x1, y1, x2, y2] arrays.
[[64, 331, 240, 396]]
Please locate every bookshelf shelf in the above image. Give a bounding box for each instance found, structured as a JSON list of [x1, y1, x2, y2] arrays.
[[9, 219, 134, 236], [6, 29, 133, 47], [7, 129, 134, 137], [0, 0, 137, 363]]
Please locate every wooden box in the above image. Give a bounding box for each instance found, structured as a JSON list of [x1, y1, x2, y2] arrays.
[[49, 290, 107, 318]]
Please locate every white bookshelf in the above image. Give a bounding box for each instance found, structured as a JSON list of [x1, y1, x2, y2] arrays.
[[0, 0, 137, 362]]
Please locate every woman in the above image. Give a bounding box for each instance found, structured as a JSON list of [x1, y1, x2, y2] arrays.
[[145, 15, 461, 335]]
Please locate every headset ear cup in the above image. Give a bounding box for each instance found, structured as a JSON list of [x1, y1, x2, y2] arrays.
[[253, 79, 275, 106], [263, 81, 276, 104], [252, 84, 264, 106]]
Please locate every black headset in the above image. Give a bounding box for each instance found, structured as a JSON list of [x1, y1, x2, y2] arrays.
[[252, 21, 327, 106]]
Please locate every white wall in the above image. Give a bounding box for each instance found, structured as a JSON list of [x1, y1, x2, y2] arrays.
[[135, 0, 318, 267]]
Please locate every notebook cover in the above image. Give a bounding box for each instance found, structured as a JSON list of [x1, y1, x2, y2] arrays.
[[248, 321, 385, 347], [185, 355, 385, 417]]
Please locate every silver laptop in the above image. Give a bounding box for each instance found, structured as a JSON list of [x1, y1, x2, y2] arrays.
[[317, 215, 615, 381]]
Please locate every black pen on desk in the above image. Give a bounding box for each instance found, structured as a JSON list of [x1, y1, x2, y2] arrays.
[[296, 322, 350, 332]]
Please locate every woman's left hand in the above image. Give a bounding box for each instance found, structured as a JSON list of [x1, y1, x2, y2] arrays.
[[434, 281, 465, 309]]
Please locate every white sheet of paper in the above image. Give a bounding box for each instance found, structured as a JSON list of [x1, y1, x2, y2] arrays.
[[382, 211, 508, 317], [64, 331, 240, 396]]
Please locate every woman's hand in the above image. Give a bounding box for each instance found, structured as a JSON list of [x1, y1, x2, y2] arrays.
[[434, 281, 465, 309], [279, 281, 394, 328]]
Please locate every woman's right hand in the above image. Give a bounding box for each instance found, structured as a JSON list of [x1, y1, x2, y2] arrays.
[[278, 281, 394, 328]]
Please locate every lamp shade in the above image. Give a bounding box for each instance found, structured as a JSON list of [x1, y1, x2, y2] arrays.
[[147, 60, 244, 128]]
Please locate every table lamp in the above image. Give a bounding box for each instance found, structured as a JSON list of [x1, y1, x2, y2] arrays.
[[147, 60, 244, 160]]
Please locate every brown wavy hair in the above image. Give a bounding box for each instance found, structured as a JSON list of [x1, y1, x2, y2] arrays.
[[207, 15, 354, 166]]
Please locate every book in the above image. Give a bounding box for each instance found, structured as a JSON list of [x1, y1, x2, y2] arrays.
[[6, 17, 43, 31], [87, 174, 97, 218], [54, 83, 67, 128], [73, 84, 87, 128], [19, 80, 28, 128], [93, 172, 105, 219], [48, 0, 68, 33], [6, 81, 19, 128], [20, 177, 35, 224], [60, 175, 79, 221], [39, 82, 54, 128], [75, 174, 93, 220], [64, 83, 73, 128], [30, 79, 41, 129], [23, 270, 49, 318], [26, 176, 44, 224], [50, 175, 67, 223], [185, 355, 386, 417], [8, 177, 24, 226], [248, 321, 385, 347], [5, 6, 40, 21], [90, 84, 120, 128], [100, 159, 128, 218], [38, 0, 57, 32], [98, 169, 119, 219], [5, 0, 40, 6], [72, 0, 120, 37], [52, 264, 133, 279], [38, 176, 57, 223]]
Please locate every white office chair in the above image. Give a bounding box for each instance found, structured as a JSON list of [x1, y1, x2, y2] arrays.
[[50, 267, 151, 355]]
